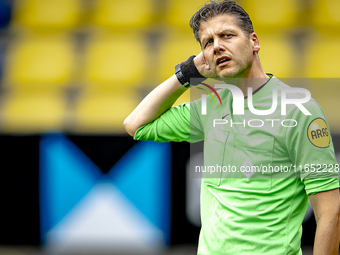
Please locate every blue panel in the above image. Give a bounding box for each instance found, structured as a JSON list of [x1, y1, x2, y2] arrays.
[[40, 134, 102, 243], [109, 141, 171, 244], [40, 136, 171, 245]]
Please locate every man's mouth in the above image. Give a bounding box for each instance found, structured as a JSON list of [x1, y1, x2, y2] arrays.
[[216, 56, 231, 66]]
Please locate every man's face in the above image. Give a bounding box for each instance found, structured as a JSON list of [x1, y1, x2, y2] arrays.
[[199, 14, 259, 78]]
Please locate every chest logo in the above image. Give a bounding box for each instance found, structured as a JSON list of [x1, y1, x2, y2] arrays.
[[241, 159, 256, 179], [307, 118, 330, 148]]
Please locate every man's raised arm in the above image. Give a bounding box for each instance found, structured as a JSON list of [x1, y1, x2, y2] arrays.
[[123, 52, 213, 137], [123, 74, 187, 137]]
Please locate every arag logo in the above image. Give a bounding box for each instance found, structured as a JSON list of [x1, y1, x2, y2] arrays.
[[307, 118, 330, 148]]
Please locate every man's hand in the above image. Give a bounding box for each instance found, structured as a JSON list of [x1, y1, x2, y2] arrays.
[[194, 52, 217, 78]]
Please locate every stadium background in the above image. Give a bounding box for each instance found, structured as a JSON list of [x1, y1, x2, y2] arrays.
[[0, 0, 339, 254]]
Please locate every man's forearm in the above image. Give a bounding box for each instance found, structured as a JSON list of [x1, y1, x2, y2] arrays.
[[313, 213, 340, 255], [123, 74, 187, 137]]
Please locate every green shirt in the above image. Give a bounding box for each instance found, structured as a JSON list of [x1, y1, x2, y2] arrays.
[[134, 77, 339, 255]]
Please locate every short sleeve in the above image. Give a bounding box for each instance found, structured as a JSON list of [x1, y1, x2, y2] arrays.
[[134, 102, 204, 143], [286, 100, 339, 195]]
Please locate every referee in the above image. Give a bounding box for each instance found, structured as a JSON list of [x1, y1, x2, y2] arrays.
[[124, 1, 340, 254]]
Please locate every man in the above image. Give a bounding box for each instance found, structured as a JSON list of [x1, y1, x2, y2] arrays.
[[124, 0, 340, 254]]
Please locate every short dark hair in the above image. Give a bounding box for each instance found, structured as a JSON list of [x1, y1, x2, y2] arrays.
[[189, 0, 254, 44]]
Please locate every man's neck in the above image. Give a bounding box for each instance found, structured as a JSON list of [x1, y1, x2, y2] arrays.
[[221, 56, 269, 98], [239, 72, 269, 98]]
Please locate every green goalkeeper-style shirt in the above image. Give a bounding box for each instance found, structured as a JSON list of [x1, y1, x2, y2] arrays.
[[134, 76, 339, 255]]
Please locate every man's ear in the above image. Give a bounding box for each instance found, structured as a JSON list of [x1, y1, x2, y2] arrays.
[[251, 32, 260, 53], [203, 55, 210, 70]]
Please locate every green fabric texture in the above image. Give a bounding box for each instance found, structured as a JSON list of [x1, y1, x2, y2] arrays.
[[134, 77, 339, 255]]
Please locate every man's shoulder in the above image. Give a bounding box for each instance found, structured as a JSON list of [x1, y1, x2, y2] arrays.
[[272, 78, 319, 107]]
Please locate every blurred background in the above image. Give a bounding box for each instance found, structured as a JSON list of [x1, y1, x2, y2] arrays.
[[0, 0, 339, 254]]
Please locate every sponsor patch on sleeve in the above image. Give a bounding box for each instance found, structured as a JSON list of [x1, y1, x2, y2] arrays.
[[307, 118, 330, 148]]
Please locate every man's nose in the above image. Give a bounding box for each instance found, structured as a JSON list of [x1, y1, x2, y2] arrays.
[[214, 39, 224, 54]]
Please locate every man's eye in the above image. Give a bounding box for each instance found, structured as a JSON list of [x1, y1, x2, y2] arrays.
[[206, 39, 213, 46], [222, 34, 232, 38]]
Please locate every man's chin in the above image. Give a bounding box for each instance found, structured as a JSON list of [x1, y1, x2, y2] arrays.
[[217, 67, 247, 80], [217, 70, 237, 79]]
